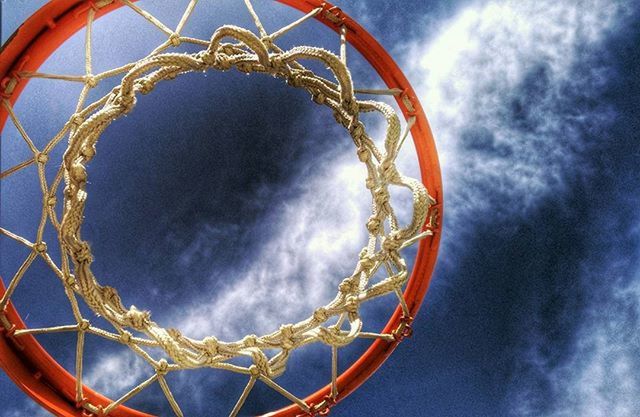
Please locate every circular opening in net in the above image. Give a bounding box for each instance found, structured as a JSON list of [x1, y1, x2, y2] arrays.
[[83, 67, 369, 341]]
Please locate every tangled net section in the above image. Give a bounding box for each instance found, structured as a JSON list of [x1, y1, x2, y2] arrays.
[[0, 1, 438, 416]]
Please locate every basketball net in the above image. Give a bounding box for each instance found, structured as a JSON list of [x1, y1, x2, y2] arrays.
[[0, 1, 438, 416]]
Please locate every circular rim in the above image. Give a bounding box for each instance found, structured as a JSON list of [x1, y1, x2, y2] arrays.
[[0, 1, 443, 416]]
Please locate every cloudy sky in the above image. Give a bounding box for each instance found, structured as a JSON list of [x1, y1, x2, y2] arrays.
[[1, 1, 639, 416]]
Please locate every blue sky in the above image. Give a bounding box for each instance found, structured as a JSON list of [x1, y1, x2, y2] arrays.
[[1, 1, 639, 416]]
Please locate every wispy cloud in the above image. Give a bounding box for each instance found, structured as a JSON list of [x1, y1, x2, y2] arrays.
[[169, 0, 626, 371], [77, 151, 374, 410], [513, 262, 640, 417], [173, 154, 370, 340], [79, 0, 633, 413], [4, 399, 53, 417], [408, 0, 622, 235], [83, 349, 152, 398], [402, 1, 635, 416], [404, 0, 640, 415]]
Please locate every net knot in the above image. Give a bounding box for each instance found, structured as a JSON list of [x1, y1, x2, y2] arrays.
[[345, 295, 359, 313], [280, 324, 295, 351], [169, 33, 182, 47], [288, 75, 303, 88], [70, 163, 88, 184], [64, 275, 75, 287], [269, 55, 284, 71], [36, 152, 49, 164], [256, 353, 272, 375], [342, 97, 359, 114], [350, 122, 365, 141], [248, 364, 261, 377], [85, 75, 98, 88], [79, 319, 91, 331], [214, 54, 232, 71], [199, 50, 216, 66], [81, 144, 96, 160], [365, 177, 376, 190], [373, 186, 389, 205], [317, 325, 347, 346], [366, 216, 381, 235], [33, 241, 48, 254], [338, 277, 355, 294], [374, 187, 391, 215], [379, 160, 399, 182], [114, 93, 136, 113], [203, 336, 219, 356], [165, 70, 180, 81], [288, 70, 310, 88], [138, 78, 155, 95], [260, 36, 273, 49], [313, 307, 329, 323], [124, 306, 150, 329], [381, 232, 403, 253], [312, 92, 327, 104], [220, 44, 237, 55], [119, 331, 132, 344], [71, 113, 84, 127], [358, 251, 376, 272], [156, 359, 169, 375], [332, 109, 348, 128], [242, 334, 258, 347], [75, 242, 93, 263], [236, 61, 256, 73]]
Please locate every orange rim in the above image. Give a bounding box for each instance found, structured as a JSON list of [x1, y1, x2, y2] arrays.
[[0, 1, 443, 416]]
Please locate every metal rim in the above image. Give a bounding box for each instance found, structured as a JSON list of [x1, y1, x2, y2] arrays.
[[0, 1, 443, 416]]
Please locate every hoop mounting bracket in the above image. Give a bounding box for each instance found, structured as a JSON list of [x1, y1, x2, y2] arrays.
[[1, 56, 29, 99], [0, 323, 25, 351], [392, 315, 414, 342], [321, 3, 346, 26]]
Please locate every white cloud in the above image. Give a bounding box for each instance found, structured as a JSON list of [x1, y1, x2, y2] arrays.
[[78, 148, 374, 407], [174, 154, 370, 340], [78, 0, 634, 412], [166, 0, 626, 371], [407, 0, 622, 234], [4, 400, 53, 417], [400, 1, 636, 416], [83, 349, 151, 398], [514, 264, 640, 417]]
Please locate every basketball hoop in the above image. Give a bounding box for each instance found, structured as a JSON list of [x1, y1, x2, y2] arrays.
[[0, 1, 443, 416]]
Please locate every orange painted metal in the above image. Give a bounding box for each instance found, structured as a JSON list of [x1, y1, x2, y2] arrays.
[[0, 1, 443, 416], [0, 281, 153, 416]]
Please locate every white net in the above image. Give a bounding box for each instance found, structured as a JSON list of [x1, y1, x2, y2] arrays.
[[0, 1, 435, 416]]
